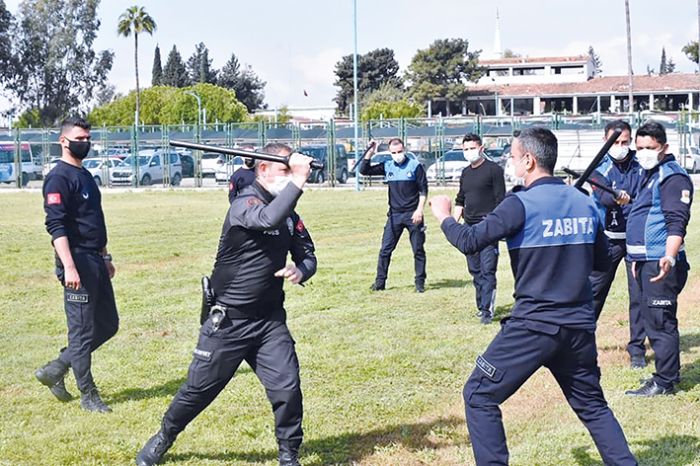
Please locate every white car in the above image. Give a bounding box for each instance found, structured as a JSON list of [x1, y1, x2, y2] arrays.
[[201, 152, 225, 177], [111, 150, 182, 186], [81, 157, 122, 186], [0, 142, 43, 186], [215, 156, 245, 183], [679, 146, 700, 173], [426, 150, 469, 182]]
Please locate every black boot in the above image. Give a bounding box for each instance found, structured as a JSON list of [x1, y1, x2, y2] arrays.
[[136, 430, 175, 466], [80, 388, 112, 413], [625, 379, 674, 397], [278, 441, 302, 466], [35, 359, 72, 402]]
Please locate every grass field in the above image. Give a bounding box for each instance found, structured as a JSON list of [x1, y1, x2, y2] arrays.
[[0, 187, 699, 466]]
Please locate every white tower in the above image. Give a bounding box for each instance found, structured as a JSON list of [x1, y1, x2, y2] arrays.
[[493, 8, 503, 58]]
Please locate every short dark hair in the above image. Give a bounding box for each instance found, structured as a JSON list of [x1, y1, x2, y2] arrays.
[[387, 138, 404, 148], [603, 119, 632, 136], [60, 116, 91, 134], [515, 127, 558, 174], [636, 120, 667, 145], [462, 133, 482, 145]]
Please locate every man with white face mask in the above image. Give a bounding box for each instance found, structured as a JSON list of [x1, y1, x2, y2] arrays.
[[360, 138, 428, 292], [137, 143, 317, 466], [624, 120, 692, 397], [453, 133, 505, 324], [587, 120, 646, 368]]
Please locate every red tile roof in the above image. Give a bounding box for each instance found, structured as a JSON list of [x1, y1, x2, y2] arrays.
[[467, 74, 700, 97]]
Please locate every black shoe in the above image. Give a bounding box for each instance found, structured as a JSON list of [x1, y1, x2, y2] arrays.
[[625, 379, 674, 397], [475, 310, 484, 317], [480, 312, 493, 325], [80, 388, 112, 413], [415, 282, 425, 293], [35, 359, 72, 401], [370, 282, 385, 291], [630, 355, 647, 369], [136, 430, 175, 466], [279, 441, 301, 466]]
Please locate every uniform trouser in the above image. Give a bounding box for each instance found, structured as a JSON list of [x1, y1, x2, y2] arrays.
[[590, 240, 645, 358], [162, 315, 303, 447], [464, 318, 637, 466], [465, 243, 498, 314], [375, 211, 426, 285], [635, 256, 689, 389], [56, 251, 119, 393]]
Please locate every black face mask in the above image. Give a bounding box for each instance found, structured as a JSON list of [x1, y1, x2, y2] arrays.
[[67, 139, 91, 160]]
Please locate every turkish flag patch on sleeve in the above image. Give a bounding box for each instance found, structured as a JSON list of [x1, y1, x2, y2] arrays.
[[296, 218, 305, 232], [47, 193, 61, 205]]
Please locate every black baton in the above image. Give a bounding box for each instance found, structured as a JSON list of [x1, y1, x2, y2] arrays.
[[562, 167, 627, 200], [573, 128, 621, 191], [170, 140, 324, 170]]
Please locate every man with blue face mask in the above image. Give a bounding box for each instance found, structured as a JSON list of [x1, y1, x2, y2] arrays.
[[587, 120, 646, 368], [625, 120, 692, 397], [452, 133, 505, 324], [360, 138, 428, 292]]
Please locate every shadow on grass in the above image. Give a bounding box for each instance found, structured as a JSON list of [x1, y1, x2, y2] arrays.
[[427, 278, 470, 289], [680, 332, 700, 353], [571, 434, 700, 465], [166, 415, 465, 465], [493, 303, 514, 320], [106, 367, 253, 405]]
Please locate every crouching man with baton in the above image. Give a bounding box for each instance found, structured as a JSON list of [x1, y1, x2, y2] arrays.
[[137, 144, 317, 466], [429, 128, 637, 465]]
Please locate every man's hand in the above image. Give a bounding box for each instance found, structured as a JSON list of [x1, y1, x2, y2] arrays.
[[365, 140, 378, 159], [615, 190, 631, 206], [288, 152, 314, 186], [650, 257, 673, 282], [411, 209, 424, 224], [429, 195, 452, 223], [274, 264, 303, 285], [64, 265, 81, 290], [105, 259, 116, 279]]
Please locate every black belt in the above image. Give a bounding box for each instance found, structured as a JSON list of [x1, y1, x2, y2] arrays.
[[70, 247, 102, 255], [211, 304, 264, 320]]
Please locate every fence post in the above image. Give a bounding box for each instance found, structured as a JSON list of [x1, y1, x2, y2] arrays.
[[13, 128, 22, 188], [327, 119, 336, 187]]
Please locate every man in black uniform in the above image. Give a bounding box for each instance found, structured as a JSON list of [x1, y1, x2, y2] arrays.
[[360, 138, 428, 292], [137, 144, 316, 466], [228, 143, 257, 203], [452, 133, 505, 324], [35, 116, 117, 413], [430, 128, 636, 465]]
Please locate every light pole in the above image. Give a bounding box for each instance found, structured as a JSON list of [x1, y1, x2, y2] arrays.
[[185, 91, 202, 187], [352, 0, 361, 191]]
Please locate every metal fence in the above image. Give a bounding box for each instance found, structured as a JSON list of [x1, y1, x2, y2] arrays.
[[1, 111, 698, 189]]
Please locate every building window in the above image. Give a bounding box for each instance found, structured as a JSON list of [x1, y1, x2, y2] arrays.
[[488, 68, 509, 77], [512, 98, 533, 115], [513, 67, 545, 76], [552, 66, 584, 75]]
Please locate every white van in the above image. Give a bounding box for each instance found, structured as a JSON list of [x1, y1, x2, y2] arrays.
[[0, 142, 43, 186]]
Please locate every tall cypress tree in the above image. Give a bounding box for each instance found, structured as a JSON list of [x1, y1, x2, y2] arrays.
[[162, 45, 188, 87], [151, 44, 163, 86]]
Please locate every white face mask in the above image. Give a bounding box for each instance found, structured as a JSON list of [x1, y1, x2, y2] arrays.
[[391, 151, 406, 164], [265, 175, 293, 196], [512, 155, 528, 185], [608, 145, 630, 161], [636, 148, 663, 170], [463, 149, 482, 164]]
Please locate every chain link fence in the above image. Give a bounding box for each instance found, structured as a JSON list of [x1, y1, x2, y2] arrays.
[[1, 111, 698, 189]]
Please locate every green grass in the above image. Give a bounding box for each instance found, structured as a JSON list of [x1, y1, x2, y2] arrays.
[[0, 187, 699, 466]]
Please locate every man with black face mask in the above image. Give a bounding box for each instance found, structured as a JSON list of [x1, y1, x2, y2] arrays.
[[35, 116, 118, 413], [228, 143, 257, 204]]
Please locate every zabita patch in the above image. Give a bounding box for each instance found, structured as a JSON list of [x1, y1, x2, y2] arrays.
[[66, 293, 88, 303]]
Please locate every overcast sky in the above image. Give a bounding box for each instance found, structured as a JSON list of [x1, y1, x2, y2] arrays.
[[2, 0, 700, 112]]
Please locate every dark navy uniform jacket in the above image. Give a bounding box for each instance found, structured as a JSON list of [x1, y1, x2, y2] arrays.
[[626, 154, 692, 261], [441, 177, 610, 329], [589, 152, 643, 241], [360, 157, 428, 212], [211, 181, 317, 313], [43, 160, 107, 251]]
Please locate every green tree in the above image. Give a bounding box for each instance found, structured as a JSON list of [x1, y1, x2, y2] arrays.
[[406, 38, 482, 107], [117, 5, 157, 125], [187, 42, 217, 84], [151, 44, 163, 86], [333, 48, 402, 114], [588, 45, 602, 76], [89, 84, 247, 125], [659, 47, 668, 74], [682, 41, 699, 65], [0, 0, 13, 87], [217, 53, 266, 111], [162, 45, 188, 87], [9, 0, 113, 125], [360, 83, 422, 120]]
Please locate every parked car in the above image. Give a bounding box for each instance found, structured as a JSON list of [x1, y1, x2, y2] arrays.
[[111, 150, 182, 186], [81, 157, 122, 186], [483, 143, 510, 168], [297, 144, 349, 184], [0, 142, 43, 186], [679, 146, 700, 173], [201, 152, 225, 177], [426, 150, 469, 182], [215, 156, 245, 184], [180, 153, 194, 177], [99, 146, 131, 160]]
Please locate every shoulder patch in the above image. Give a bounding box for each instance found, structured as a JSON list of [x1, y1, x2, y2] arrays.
[[47, 193, 62, 205], [246, 197, 262, 206], [296, 218, 305, 232], [681, 190, 691, 204]]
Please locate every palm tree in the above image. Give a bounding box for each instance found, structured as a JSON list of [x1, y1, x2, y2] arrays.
[[117, 6, 156, 126], [624, 0, 633, 113]]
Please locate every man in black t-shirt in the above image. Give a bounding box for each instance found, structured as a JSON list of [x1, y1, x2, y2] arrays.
[[228, 144, 257, 203], [452, 134, 505, 324]]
